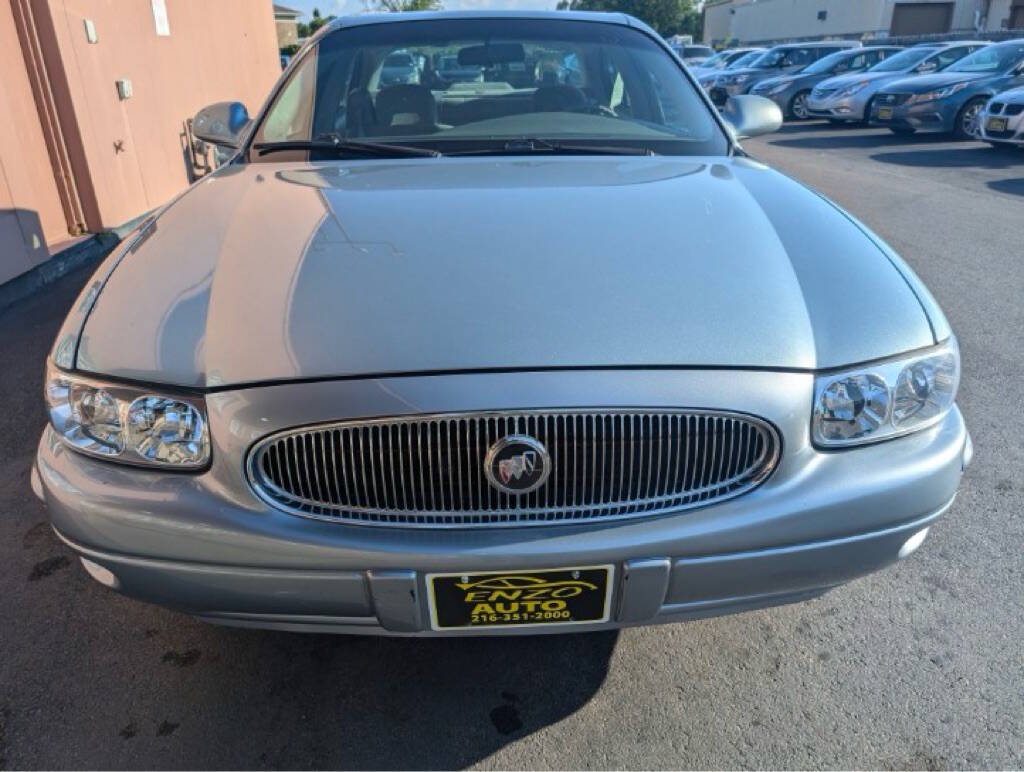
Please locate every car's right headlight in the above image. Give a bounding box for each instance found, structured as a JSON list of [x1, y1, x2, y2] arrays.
[[45, 362, 211, 468], [812, 339, 959, 448]]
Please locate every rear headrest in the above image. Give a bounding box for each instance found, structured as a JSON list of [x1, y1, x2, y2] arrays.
[[376, 85, 437, 131], [533, 85, 587, 113]]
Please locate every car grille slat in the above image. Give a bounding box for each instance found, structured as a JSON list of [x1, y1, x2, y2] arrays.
[[248, 409, 779, 527]]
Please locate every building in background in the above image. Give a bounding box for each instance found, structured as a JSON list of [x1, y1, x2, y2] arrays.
[[0, 0, 280, 287], [703, 0, 1024, 45], [274, 3, 301, 48]]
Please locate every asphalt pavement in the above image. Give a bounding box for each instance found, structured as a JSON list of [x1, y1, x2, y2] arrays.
[[0, 123, 1021, 770]]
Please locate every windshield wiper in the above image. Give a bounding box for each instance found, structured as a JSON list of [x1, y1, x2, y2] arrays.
[[253, 136, 441, 158], [449, 139, 657, 157]]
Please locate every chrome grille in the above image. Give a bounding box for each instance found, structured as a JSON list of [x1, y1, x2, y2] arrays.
[[812, 86, 837, 99], [247, 409, 779, 528]]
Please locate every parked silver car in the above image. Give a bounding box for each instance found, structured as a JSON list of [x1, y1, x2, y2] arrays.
[[35, 11, 970, 636], [751, 45, 902, 120], [807, 41, 988, 123], [980, 86, 1024, 146]]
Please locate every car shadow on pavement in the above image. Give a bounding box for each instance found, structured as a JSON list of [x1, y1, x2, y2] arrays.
[[987, 177, 1024, 196], [869, 146, 1023, 169], [768, 128, 953, 151], [144, 622, 620, 770]]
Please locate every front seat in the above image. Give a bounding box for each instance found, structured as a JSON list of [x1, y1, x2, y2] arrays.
[[375, 85, 439, 135], [533, 85, 587, 113]]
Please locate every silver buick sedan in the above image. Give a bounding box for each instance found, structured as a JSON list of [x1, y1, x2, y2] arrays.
[[34, 11, 971, 636]]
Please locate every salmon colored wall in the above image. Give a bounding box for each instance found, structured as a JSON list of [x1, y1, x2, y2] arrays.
[[42, 0, 281, 229], [0, 0, 69, 285]]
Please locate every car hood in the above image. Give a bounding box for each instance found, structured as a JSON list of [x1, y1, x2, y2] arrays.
[[76, 157, 936, 388], [994, 85, 1024, 102], [886, 70, 987, 93]]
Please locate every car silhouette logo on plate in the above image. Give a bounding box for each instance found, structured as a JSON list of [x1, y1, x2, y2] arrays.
[[485, 435, 551, 495]]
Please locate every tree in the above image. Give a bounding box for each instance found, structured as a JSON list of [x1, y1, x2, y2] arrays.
[[297, 7, 336, 38], [555, 0, 699, 36], [368, 0, 443, 11]]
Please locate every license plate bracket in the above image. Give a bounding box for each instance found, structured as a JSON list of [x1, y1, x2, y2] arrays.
[[427, 565, 614, 631], [877, 106, 894, 120]]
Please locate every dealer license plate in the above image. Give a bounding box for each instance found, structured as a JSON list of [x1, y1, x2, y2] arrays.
[[877, 107, 894, 120], [987, 116, 1008, 132], [427, 565, 614, 630]]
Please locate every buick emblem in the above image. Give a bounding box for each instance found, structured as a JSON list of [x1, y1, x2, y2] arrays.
[[484, 435, 551, 495]]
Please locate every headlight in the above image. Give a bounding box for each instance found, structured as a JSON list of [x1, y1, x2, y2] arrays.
[[911, 82, 969, 103], [812, 340, 959, 448], [836, 81, 869, 97], [767, 80, 794, 95], [725, 73, 751, 85], [45, 362, 210, 468]]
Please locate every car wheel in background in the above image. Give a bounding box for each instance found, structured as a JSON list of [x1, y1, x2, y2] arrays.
[[954, 97, 987, 140], [789, 91, 811, 120]]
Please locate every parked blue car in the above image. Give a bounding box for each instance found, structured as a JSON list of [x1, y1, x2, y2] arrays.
[[870, 39, 1024, 138]]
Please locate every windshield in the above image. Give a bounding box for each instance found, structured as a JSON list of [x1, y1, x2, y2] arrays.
[[699, 50, 730, 69], [800, 49, 857, 75], [729, 50, 763, 69], [754, 46, 825, 69], [683, 46, 713, 58], [250, 19, 726, 158], [868, 47, 935, 72], [946, 42, 1024, 73]]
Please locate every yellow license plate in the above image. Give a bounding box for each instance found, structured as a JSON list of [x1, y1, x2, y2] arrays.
[[427, 565, 614, 630], [987, 117, 1008, 132], [877, 107, 894, 120]]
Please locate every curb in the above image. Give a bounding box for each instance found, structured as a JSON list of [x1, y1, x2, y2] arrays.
[[0, 214, 148, 316]]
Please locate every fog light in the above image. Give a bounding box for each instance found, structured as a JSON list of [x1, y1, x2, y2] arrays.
[[80, 557, 120, 589], [898, 527, 929, 559]]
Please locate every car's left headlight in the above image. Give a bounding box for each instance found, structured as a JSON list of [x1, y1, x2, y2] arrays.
[[911, 82, 969, 104], [45, 362, 210, 468], [836, 80, 870, 98], [812, 339, 959, 448]]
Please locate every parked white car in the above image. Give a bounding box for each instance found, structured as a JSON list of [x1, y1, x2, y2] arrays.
[[980, 86, 1024, 147]]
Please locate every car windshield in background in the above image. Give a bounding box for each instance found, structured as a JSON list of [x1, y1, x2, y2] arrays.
[[799, 49, 858, 74], [730, 50, 763, 68], [682, 46, 713, 58], [868, 47, 935, 72], [699, 50, 730, 68], [755, 46, 820, 68], [250, 18, 726, 157], [946, 42, 1024, 73]]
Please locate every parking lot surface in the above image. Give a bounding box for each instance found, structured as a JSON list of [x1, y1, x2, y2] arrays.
[[1, 123, 1022, 770]]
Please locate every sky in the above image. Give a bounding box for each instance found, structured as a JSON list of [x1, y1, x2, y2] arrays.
[[282, 0, 562, 20]]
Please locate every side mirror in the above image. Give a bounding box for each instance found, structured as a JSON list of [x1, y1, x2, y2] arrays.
[[721, 95, 783, 139], [192, 101, 250, 149]]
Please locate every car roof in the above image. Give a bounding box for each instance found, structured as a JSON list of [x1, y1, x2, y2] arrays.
[[324, 9, 653, 35], [774, 40, 860, 48]]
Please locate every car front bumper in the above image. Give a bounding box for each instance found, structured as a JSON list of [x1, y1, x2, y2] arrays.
[[749, 87, 792, 114], [807, 93, 871, 121], [35, 370, 971, 636], [980, 105, 1024, 145], [871, 98, 959, 132]]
